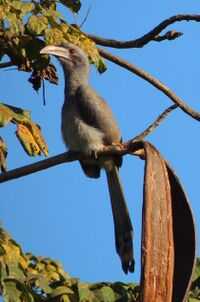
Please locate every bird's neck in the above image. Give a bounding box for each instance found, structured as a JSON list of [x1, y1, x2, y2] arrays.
[[64, 68, 89, 98]]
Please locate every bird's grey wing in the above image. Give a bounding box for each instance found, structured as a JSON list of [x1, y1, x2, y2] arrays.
[[76, 84, 122, 171], [76, 85, 122, 145]]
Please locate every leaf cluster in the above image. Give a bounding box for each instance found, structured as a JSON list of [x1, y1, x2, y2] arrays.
[[188, 258, 200, 301], [0, 227, 199, 301], [0, 0, 106, 90], [0, 103, 48, 171], [0, 227, 139, 302]]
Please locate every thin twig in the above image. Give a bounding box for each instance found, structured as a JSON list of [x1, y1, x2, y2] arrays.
[[0, 61, 14, 68], [80, 5, 92, 28], [98, 47, 200, 122], [152, 30, 183, 42], [132, 104, 178, 142], [73, 12, 79, 27], [85, 14, 200, 48], [42, 79, 46, 106], [86, 30, 182, 48]]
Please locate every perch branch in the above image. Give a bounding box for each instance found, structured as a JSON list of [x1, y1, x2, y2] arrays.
[[0, 103, 177, 184], [0, 61, 14, 68], [0, 141, 143, 184], [98, 47, 200, 121], [86, 14, 200, 48]]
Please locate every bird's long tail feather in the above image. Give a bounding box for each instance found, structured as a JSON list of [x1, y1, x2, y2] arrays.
[[106, 166, 134, 274]]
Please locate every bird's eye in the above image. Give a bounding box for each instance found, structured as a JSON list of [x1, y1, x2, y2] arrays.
[[69, 48, 75, 55]]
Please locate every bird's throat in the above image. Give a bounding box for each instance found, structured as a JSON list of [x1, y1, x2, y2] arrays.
[[63, 67, 89, 97]]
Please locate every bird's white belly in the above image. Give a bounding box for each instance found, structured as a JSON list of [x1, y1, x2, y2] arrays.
[[61, 113, 104, 156]]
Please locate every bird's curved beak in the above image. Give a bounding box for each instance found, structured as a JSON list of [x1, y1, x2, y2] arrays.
[[40, 45, 71, 60]]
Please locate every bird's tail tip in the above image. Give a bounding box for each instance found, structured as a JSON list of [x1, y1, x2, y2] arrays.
[[122, 258, 135, 274]]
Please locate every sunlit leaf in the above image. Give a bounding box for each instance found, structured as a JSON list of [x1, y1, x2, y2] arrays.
[[10, 1, 35, 18], [0, 103, 13, 127], [94, 285, 116, 301], [44, 28, 64, 45], [4, 103, 31, 119], [49, 286, 75, 298], [27, 15, 48, 35], [0, 137, 7, 172], [78, 283, 96, 302], [25, 122, 49, 156], [7, 12, 24, 35], [16, 124, 41, 156]]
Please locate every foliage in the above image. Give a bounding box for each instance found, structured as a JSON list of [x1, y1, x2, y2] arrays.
[[0, 1, 199, 301], [188, 258, 200, 301], [0, 103, 48, 171], [0, 228, 139, 302], [0, 0, 106, 165], [0, 227, 199, 301], [0, 0, 106, 91]]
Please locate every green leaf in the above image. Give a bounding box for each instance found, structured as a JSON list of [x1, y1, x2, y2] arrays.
[[78, 284, 95, 302], [3, 281, 22, 302], [94, 286, 116, 302], [10, 1, 35, 18], [0, 137, 7, 172], [27, 15, 48, 35], [35, 276, 53, 294], [192, 259, 200, 282], [44, 28, 64, 45], [7, 12, 24, 35], [49, 286, 75, 298], [0, 3, 11, 21]]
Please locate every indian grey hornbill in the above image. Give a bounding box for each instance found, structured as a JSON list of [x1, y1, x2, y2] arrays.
[[40, 43, 134, 274]]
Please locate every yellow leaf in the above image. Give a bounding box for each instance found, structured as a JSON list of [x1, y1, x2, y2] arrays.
[[0, 137, 7, 172], [16, 124, 41, 156], [26, 122, 49, 156], [0, 103, 13, 127]]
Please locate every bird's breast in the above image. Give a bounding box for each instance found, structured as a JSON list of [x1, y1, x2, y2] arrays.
[[61, 103, 105, 156]]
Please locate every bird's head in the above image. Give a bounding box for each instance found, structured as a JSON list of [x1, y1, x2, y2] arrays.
[[40, 43, 90, 76]]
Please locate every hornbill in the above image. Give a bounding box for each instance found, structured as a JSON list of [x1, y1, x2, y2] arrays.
[[40, 43, 134, 274]]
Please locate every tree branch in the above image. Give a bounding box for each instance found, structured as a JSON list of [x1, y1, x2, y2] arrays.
[[98, 47, 200, 122], [0, 61, 14, 68], [0, 141, 143, 184], [0, 102, 177, 183], [86, 14, 200, 48], [133, 104, 178, 141], [152, 30, 183, 42]]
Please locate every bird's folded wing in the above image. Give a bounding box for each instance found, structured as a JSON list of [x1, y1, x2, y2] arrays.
[[76, 85, 122, 145]]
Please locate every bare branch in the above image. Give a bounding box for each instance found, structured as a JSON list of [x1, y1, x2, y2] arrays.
[[133, 104, 178, 142], [86, 30, 182, 49], [152, 30, 183, 42], [98, 47, 200, 122], [80, 5, 92, 28], [86, 14, 200, 48], [0, 61, 14, 68], [73, 12, 79, 27]]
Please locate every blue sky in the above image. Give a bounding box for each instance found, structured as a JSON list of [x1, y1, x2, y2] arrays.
[[1, 1, 200, 284]]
